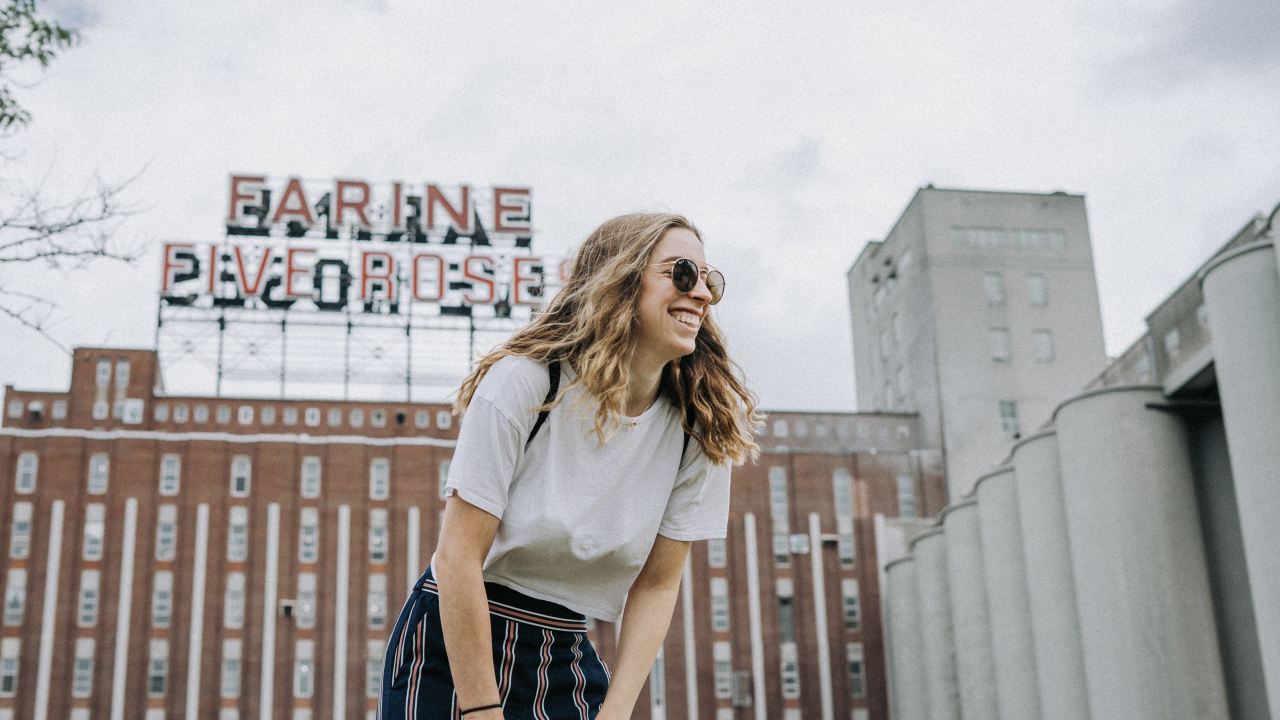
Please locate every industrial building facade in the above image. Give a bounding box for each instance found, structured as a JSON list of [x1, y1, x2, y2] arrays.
[[1, 347, 943, 720], [878, 209, 1280, 720]]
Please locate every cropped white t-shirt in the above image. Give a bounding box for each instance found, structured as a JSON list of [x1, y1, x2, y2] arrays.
[[441, 355, 731, 621]]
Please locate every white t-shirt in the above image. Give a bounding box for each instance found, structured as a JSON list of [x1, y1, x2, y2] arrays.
[[442, 355, 731, 621]]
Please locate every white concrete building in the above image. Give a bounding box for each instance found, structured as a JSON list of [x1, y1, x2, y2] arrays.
[[848, 187, 1108, 499], [879, 204, 1280, 720]]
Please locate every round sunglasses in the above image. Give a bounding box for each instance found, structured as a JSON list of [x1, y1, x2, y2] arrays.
[[646, 258, 726, 305]]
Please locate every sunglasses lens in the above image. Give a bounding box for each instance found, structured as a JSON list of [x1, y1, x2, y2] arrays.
[[671, 258, 698, 292], [706, 269, 725, 304]]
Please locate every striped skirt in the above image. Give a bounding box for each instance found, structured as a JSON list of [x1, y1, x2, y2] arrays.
[[379, 566, 611, 719]]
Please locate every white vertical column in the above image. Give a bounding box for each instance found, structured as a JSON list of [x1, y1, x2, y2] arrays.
[[259, 503, 281, 720], [333, 505, 351, 720], [184, 504, 210, 719], [884, 555, 927, 720], [33, 500, 64, 720], [1011, 431, 1090, 720], [110, 498, 138, 720], [1055, 386, 1228, 719], [680, 562, 698, 720], [808, 514, 833, 720], [942, 499, 999, 720], [1200, 238, 1280, 718], [743, 513, 767, 720], [974, 468, 1040, 720], [650, 648, 666, 720], [912, 527, 959, 720], [406, 506, 420, 588]]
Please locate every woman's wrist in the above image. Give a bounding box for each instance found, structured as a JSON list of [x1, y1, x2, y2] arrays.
[[459, 701, 502, 717]]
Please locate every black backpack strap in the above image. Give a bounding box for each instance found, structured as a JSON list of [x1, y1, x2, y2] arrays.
[[525, 359, 560, 450]]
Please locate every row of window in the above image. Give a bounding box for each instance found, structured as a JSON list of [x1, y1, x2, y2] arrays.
[[763, 417, 912, 445], [988, 327, 1056, 363], [152, 402, 453, 432], [982, 271, 1050, 308], [11, 452, 399, 500], [766, 467, 917, 567], [710, 640, 865, 705], [706, 574, 862, 639]]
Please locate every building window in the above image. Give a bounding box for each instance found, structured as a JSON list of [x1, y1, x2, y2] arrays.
[[93, 399, 109, 421], [897, 473, 918, 518], [372, 409, 387, 428], [780, 641, 800, 699], [52, 400, 67, 420], [842, 579, 861, 631], [83, 503, 105, 561], [5, 400, 20, 419], [999, 400, 1020, 436], [224, 572, 246, 629], [847, 643, 865, 698], [707, 537, 727, 568], [8, 502, 32, 559], [327, 408, 342, 427], [159, 454, 181, 496], [237, 405, 254, 425], [983, 272, 1006, 306], [283, 407, 298, 425], [895, 366, 909, 406], [86, 452, 110, 494], [221, 639, 242, 699], [156, 504, 178, 561], [154, 403, 169, 422], [415, 409, 430, 429], [0, 638, 19, 696], [349, 408, 364, 428], [229, 455, 251, 497], [369, 509, 388, 564], [14, 452, 37, 494], [368, 574, 387, 629], [194, 404, 209, 423], [3, 570, 25, 626], [77, 570, 101, 627], [713, 642, 732, 699], [296, 572, 317, 629], [833, 468, 855, 565], [772, 419, 788, 438], [72, 638, 94, 698], [299, 456, 322, 498], [293, 640, 315, 698], [173, 404, 189, 423], [438, 461, 450, 499], [1164, 327, 1181, 359], [298, 508, 319, 564], [95, 358, 111, 387], [147, 639, 169, 697], [261, 406, 276, 425], [216, 405, 231, 424], [227, 507, 249, 562], [369, 458, 390, 500], [1032, 328, 1055, 362], [366, 641, 383, 699], [436, 411, 453, 430], [1027, 272, 1048, 306], [768, 466, 790, 566], [777, 580, 795, 642], [710, 577, 730, 632], [152, 571, 173, 628], [989, 327, 1011, 362], [304, 407, 320, 427]]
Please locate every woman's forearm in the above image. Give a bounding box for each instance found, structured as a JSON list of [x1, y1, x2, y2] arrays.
[[601, 578, 683, 714], [435, 557, 501, 710]]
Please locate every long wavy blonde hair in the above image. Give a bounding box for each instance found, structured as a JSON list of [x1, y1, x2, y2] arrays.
[[455, 212, 761, 465]]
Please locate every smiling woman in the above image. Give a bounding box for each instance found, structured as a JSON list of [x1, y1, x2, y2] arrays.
[[378, 212, 761, 720]]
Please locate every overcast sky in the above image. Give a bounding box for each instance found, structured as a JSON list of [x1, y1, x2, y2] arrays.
[[2, 0, 1278, 411]]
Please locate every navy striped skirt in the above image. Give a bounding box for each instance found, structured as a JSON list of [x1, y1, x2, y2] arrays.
[[379, 566, 611, 719]]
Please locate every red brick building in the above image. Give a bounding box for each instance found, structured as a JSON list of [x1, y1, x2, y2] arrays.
[[1, 347, 942, 720]]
